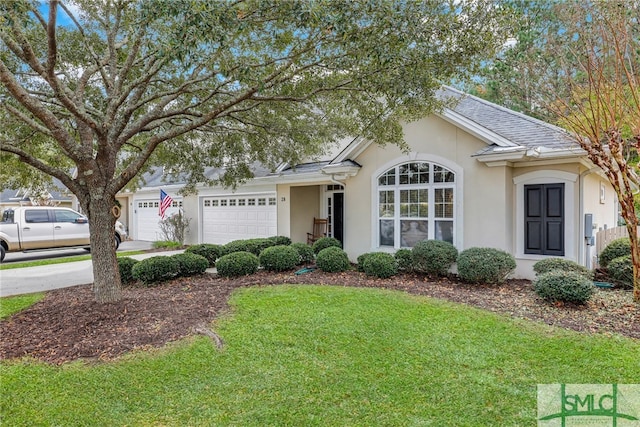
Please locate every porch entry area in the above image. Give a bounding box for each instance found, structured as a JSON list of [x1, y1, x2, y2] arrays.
[[288, 184, 344, 245]]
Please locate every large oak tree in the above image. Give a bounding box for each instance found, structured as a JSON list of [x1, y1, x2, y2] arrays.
[[1, 0, 508, 302]]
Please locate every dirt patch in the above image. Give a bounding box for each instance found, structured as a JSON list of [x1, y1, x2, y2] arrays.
[[1, 269, 638, 365]]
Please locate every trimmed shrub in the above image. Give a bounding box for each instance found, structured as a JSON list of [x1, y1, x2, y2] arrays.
[[316, 246, 350, 273], [249, 238, 278, 255], [222, 239, 251, 255], [534, 270, 594, 305], [607, 255, 633, 289], [172, 252, 209, 277], [131, 255, 180, 285], [362, 252, 398, 279], [290, 242, 315, 265], [216, 251, 259, 277], [269, 235, 292, 246], [395, 249, 413, 272], [599, 238, 631, 267], [312, 237, 342, 254], [357, 252, 374, 272], [259, 245, 299, 272], [223, 239, 274, 256], [185, 243, 222, 267], [117, 257, 139, 285], [456, 247, 516, 284], [411, 240, 458, 276], [533, 258, 593, 279]]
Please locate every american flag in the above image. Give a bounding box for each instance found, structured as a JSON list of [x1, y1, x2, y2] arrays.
[[159, 189, 173, 219]]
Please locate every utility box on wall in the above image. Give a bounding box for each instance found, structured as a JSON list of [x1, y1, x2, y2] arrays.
[[584, 213, 594, 246]]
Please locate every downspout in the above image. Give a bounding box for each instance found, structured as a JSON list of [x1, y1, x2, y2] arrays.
[[579, 167, 601, 268], [328, 174, 346, 188]]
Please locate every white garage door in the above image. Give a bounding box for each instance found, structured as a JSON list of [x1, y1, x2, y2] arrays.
[[135, 198, 182, 241], [202, 193, 277, 244]]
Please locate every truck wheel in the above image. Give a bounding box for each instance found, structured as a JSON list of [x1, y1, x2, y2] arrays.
[[114, 234, 121, 250], [0, 246, 5, 262]]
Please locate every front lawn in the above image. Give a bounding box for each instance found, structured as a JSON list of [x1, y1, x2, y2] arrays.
[[0, 293, 44, 320], [1, 285, 637, 426]]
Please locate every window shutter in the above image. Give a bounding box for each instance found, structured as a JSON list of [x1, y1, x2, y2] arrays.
[[525, 185, 543, 254], [544, 184, 564, 255], [524, 184, 564, 256]]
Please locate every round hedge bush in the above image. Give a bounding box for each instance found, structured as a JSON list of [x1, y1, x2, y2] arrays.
[[533, 258, 593, 279], [395, 249, 413, 272], [312, 237, 341, 254], [290, 242, 315, 265], [216, 251, 259, 277], [171, 252, 209, 276], [316, 246, 351, 272], [185, 243, 222, 267], [599, 238, 631, 267], [411, 240, 458, 276], [607, 255, 632, 289], [222, 239, 251, 255], [357, 252, 374, 272], [117, 257, 139, 285], [249, 238, 278, 255], [362, 252, 398, 278], [131, 255, 180, 285], [269, 235, 292, 246], [259, 245, 299, 272], [456, 247, 516, 284], [534, 270, 594, 305], [223, 238, 275, 256]]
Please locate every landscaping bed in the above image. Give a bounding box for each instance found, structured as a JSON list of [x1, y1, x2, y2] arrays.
[[1, 269, 638, 365]]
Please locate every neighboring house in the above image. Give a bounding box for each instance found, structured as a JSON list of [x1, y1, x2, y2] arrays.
[[0, 179, 73, 211], [120, 87, 618, 279]]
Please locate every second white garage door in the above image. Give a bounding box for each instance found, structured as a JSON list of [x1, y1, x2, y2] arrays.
[[202, 193, 277, 244], [135, 198, 182, 241]]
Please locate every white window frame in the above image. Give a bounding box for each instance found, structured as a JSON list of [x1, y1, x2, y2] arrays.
[[371, 153, 463, 250]]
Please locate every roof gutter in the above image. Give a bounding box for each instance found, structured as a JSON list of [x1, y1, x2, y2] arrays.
[[320, 163, 361, 180], [526, 146, 587, 158]]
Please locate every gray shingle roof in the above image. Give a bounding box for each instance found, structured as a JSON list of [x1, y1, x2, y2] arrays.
[[139, 163, 274, 187], [0, 178, 72, 203], [438, 86, 581, 155]]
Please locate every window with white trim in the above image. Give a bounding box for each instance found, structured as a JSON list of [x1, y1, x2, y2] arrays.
[[377, 162, 455, 248]]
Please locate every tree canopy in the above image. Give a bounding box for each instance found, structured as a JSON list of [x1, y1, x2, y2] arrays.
[[0, 0, 509, 302]]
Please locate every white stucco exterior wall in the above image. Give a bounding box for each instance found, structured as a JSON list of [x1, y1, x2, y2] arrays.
[[343, 115, 514, 263]]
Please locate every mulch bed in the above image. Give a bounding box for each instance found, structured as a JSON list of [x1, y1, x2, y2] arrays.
[[1, 269, 638, 365]]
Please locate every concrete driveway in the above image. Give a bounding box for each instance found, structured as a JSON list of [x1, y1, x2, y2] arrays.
[[0, 241, 184, 298]]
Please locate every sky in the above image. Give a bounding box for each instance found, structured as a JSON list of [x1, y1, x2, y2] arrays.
[[38, 1, 81, 27]]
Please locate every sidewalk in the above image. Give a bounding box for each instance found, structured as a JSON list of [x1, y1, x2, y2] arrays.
[[0, 247, 186, 298]]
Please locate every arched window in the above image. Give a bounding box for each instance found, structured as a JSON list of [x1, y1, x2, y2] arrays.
[[377, 162, 455, 248]]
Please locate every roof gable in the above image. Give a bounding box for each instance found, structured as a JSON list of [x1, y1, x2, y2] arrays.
[[332, 86, 583, 164]]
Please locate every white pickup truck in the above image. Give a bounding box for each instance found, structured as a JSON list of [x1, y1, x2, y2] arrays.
[[0, 206, 127, 261]]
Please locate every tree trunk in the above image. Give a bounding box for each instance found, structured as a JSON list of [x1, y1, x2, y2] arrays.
[[88, 198, 122, 303], [627, 221, 640, 303], [620, 193, 640, 302]]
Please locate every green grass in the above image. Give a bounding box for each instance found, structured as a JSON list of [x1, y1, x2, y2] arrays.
[[1, 285, 638, 426], [0, 251, 145, 270], [152, 240, 182, 249], [0, 293, 45, 319]]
